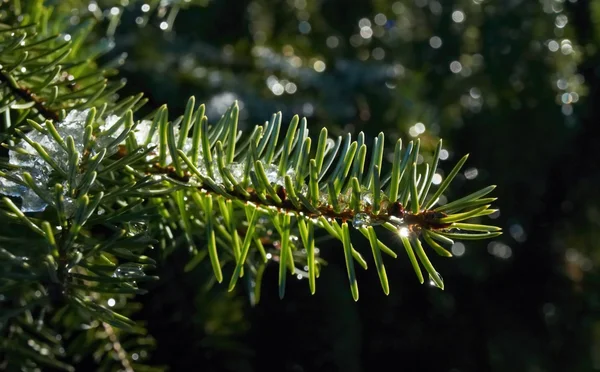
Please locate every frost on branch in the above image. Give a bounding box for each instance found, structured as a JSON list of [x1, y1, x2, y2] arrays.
[[0, 109, 300, 213], [2, 108, 407, 233], [1, 110, 88, 212], [0, 110, 119, 212]]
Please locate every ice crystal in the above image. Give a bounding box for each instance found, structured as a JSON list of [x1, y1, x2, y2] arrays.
[[96, 114, 122, 154], [0, 110, 96, 211], [0, 108, 304, 212]]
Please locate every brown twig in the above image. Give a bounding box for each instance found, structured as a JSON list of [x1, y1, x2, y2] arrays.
[[149, 163, 451, 232]]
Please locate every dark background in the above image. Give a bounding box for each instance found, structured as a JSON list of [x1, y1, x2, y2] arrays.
[[99, 0, 600, 371]]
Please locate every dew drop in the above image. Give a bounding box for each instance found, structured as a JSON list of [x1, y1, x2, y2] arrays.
[[300, 183, 309, 195], [360, 190, 374, 207], [112, 263, 145, 278], [318, 192, 330, 206], [428, 272, 444, 289], [398, 227, 410, 237], [352, 213, 371, 229]]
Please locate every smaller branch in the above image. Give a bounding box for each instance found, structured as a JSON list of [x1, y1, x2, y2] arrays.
[[148, 164, 452, 232], [102, 322, 134, 372], [0, 70, 60, 122]]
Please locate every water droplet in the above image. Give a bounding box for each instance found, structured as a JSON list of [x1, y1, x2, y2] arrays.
[[63, 197, 76, 217], [112, 263, 145, 278], [360, 190, 374, 207], [464, 167, 479, 180], [398, 227, 410, 237], [379, 197, 390, 212], [352, 213, 371, 229], [428, 272, 444, 289], [318, 192, 329, 206], [300, 183, 309, 195]]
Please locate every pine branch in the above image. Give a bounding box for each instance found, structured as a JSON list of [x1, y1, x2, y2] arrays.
[[0, 5, 501, 370]]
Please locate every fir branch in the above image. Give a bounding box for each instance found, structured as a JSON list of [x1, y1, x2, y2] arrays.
[[0, 4, 504, 369], [0, 101, 501, 301]]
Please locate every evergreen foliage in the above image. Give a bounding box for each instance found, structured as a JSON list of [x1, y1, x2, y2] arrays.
[[0, 1, 500, 370]]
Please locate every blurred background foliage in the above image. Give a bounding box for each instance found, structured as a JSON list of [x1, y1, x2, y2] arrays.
[[24, 0, 600, 370]]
